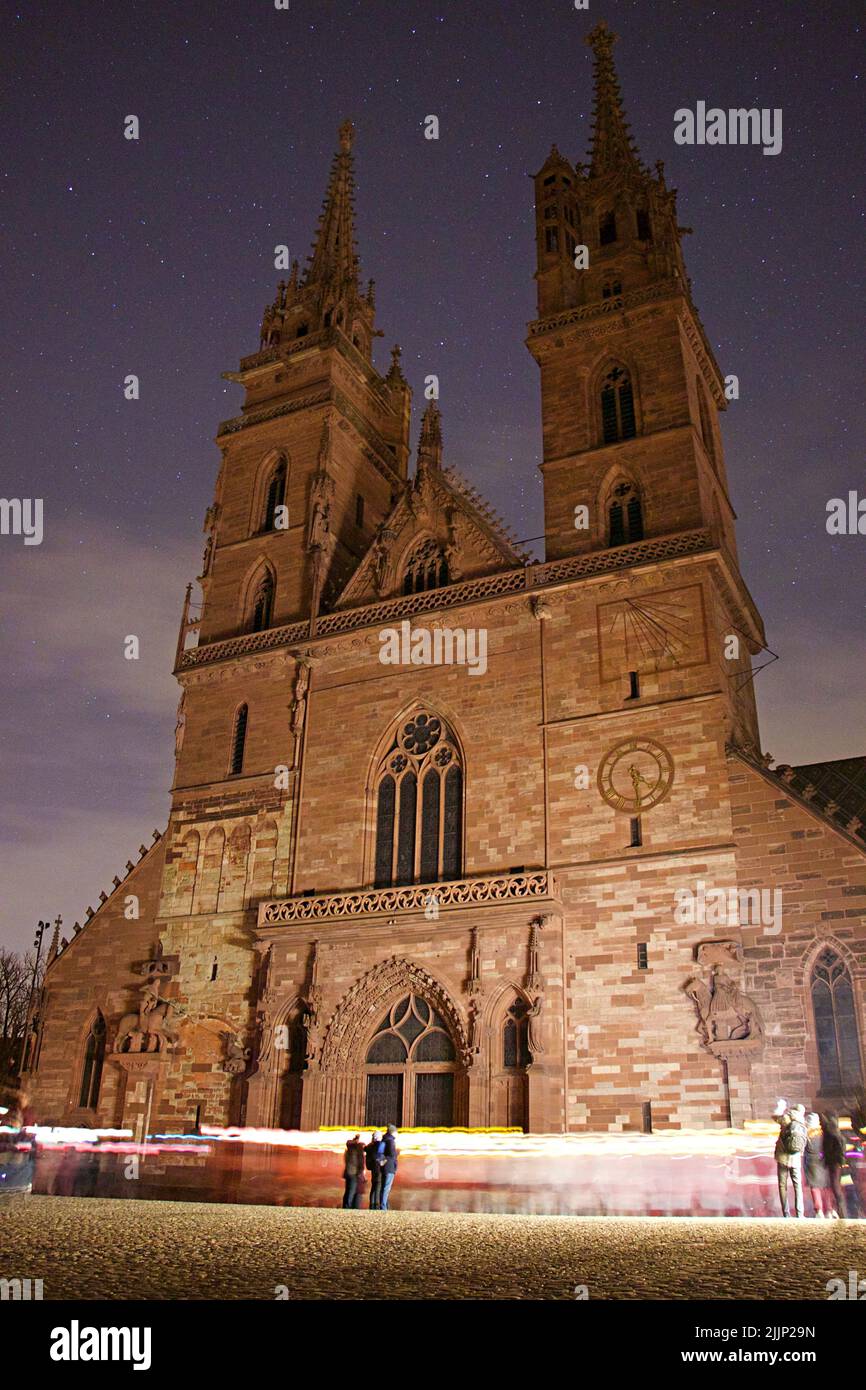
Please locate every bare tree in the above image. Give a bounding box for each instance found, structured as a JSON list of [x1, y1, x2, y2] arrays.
[[0, 948, 37, 1079]]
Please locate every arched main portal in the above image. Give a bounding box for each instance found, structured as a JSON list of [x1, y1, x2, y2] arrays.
[[364, 992, 458, 1128], [317, 957, 470, 1128]]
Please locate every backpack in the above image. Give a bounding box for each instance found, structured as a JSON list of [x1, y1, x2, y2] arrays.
[[783, 1119, 807, 1155]]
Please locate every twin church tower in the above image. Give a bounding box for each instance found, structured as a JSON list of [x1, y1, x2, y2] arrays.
[[26, 25, 864, 1140]]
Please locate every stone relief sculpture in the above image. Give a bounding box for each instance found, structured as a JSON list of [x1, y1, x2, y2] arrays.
[[114, 977, 185, 1054], [685, 940, 764, 1056]]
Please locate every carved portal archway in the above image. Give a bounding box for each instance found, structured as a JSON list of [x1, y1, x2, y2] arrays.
[[314, 957, 470, 1128]]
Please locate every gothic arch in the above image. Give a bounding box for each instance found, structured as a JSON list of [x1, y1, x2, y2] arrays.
[[73, 1006, 107, 1113], [362, 700, 467, 888], [219, 823, 251, 911], [590, 355, 641, 447], [319, 957, 470, 1073], [249, 450, 290, 537], [595, 461, 646, 548], [801, 935, 865, 1097], [194, 826, 225, 914], [398, 534, 450, 594], [173, 829, 200, 914], [238, 558, 277, 633]]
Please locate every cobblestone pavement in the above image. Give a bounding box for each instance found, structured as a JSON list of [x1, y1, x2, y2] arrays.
[[2, 1197, 864, 1300]]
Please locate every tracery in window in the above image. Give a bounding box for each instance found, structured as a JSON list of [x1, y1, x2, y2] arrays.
[[373, 712, 463, 887]]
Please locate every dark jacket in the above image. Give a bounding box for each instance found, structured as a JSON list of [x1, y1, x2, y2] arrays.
[[822, 1126, 846, 1168], [365, 1139, 385, 1172], [382, 1131, 398, 1174], [343, 1139, 364, 1178]]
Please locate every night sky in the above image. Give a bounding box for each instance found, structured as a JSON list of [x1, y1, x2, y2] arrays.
[[1, 0, 863, 952]]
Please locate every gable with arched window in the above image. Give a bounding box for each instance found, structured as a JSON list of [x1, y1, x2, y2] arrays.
[[78, 1012, 106, 1110], [372, 710, 463, 888], [606, 477, 644, 546], [600, 364, 637, 444], [811, 947, 863, 1093], [401, 538, 450, 595]]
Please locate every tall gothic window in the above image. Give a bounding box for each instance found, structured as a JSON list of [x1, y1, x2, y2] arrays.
[[261, 460, 287, 531], [401, 539, 450, 595], [373, 712, 463, 888], [79, 1012, 106, 1110], [811, 948, 863, 1093], [599, 210, 617, 245], [229, 703, 248, 775], [249, 571, 275, 632], [607, 479, 644, 546], [601, 365, 637, 444], [636, 208, 652, 241]]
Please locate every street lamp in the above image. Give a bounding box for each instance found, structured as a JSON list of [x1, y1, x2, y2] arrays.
[[17, 916, 57, 1076]]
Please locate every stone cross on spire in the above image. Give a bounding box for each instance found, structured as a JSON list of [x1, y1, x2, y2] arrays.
[[303, 120, 361, 290], [585, 21, 646, 177]]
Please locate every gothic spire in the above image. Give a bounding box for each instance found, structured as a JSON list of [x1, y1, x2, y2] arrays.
[[303, 119, 361, 290], [585, 21, 646, 177], [417, 398, 443, 470]]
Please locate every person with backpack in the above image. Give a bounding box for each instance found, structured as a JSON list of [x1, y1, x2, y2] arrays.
[[775, 1102, 807, 1217]]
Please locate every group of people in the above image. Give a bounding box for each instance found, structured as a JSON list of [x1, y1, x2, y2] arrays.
[[774, 1102, 849, 1218], [341, 1124, 398, 1210]]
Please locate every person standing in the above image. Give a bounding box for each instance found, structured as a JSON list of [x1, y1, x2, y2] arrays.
[[341, 1133, 365, 1209], [820, 1113, 847, 1219], [380, 1124, 398, 1211], [365, 1130, 385, 1210], [804, 1113, 828, 1217], [775, 1102, 807, 1217]]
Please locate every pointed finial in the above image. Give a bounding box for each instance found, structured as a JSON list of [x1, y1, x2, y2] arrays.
[[586, 19, 617, 55], [584, 20, 645, 176], [339, 119, 355, 152], [418, 398, 443, 469], [385, 343, 406, 385]]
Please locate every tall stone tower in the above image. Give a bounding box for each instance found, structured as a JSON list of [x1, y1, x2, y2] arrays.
[[527, 21, 763, 750], [155, 124, 412, 1127]]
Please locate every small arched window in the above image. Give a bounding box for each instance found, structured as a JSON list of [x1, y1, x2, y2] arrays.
[[401, 539, 450, 595], [261, 460, 287, 532], [373, 712, 463, 887], [607, 479, 644, 546], [249, 571, 275, 632], [602, 280, 623, 300], [600, 365, 637, 444], [599, 210, 617, 245], [503, 999, 531, 1069], [229, 703, 248, 776], [811, 948, 863, 1093], [79, 1012, 106, 1110]]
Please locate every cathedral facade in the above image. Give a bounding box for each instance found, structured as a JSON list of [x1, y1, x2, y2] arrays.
[[25, 25, 865, 1138]]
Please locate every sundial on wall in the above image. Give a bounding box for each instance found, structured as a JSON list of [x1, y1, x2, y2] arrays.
[[597, 736, 675, 814], [597, 584, 708, 684]]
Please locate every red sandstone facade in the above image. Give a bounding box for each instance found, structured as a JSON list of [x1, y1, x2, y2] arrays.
[[24, 25, 865, 1136]]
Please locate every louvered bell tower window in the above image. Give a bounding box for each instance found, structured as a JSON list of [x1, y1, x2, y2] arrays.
[[608, 480, 644, 547], [601, 366, 637, 444]]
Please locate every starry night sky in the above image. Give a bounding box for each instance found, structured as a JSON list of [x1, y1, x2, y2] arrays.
[[1, 0, 863, 951]]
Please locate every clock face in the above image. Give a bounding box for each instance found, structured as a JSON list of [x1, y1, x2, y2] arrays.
[[597, 737, 674, 814]]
